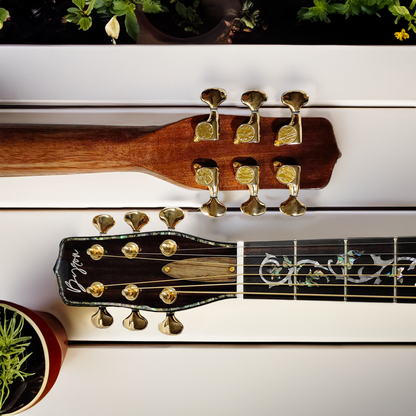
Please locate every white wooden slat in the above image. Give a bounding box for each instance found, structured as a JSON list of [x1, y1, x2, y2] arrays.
[[0, 45, 415, 107]]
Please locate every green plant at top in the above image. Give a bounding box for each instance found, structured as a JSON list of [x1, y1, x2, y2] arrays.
[[0, 8, 10, 30], [0, 307, 34, 411], [298, 0, 416, 39], [65, 0, 165, 41]]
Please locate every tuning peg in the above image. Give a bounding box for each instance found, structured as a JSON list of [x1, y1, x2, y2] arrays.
[[235, 90, 268, 144], [124, 211, 149, 232], [123, 310, 148, 331], [275, 91, 309, 146], [158, 312, 184, 336], [91, 307, 114, 329], [233, 163, 266, 216], [274, 162, 306, 217], [194, 164, 226, 217], [194, 88, 227, 142], [159, 207, 185, 230], [92, 214, 115, 235]]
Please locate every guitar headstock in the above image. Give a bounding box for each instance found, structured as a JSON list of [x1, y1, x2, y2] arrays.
[[54, 209, 237, 335]]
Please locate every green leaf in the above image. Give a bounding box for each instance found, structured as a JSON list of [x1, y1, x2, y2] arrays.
[[0, 8, 10, 22], [125, 8, 140, 41], [73, 0, 86, 10], [142, 0, 164, 13], [175, 1, 187, 18], [78, 16, 92, 30]]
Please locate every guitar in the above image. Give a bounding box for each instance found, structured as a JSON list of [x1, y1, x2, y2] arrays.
[[54, 208, 416, 335], [0, 114, 340, 191]]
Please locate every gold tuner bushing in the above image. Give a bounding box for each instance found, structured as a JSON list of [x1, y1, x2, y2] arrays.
[[160, 287, 178, 305], [87, 244, 104, 261], [121, 242, 140, 259], [86, 281, 105, 298]]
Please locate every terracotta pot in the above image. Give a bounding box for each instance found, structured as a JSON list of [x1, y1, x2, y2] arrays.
[[0, 301, 67, 415], [135, 0, 242, 44]]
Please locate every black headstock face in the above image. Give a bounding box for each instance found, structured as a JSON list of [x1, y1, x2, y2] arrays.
[[54, 231, 237, 313]]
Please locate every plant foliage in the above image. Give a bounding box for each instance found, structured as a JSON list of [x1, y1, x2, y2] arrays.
[[0, 307, 33, 411], [298, 0, 416, 37], [0, 8, 10, 30]]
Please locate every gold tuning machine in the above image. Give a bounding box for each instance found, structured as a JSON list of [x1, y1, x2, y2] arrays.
[[159, 207, 185, 230], [235, 90, 268, 144], [91, 307, 114, 329], [92, 214, 115, 235], [274, 162, 306, 217], [194, 88, 227, 142], [194, 164, 226, 217], [275, 90, 309, 146], [124, 211, 149, 232], [233, 163, 266, 216], [158, 312, 184, 336], [123, 310, 148, 331]]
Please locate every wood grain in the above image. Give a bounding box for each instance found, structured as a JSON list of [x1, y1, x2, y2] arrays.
[[0, 115, 341, 190]]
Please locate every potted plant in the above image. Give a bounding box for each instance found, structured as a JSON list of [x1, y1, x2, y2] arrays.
[[0, 301, 67, 415]]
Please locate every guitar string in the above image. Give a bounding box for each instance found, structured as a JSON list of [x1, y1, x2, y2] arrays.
[[101, 253, 416, 268]]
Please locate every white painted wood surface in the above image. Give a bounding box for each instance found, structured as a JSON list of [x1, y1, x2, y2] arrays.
[[0, 45, 415, 416]]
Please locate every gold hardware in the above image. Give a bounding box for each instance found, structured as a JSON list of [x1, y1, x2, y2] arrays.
[[86, 281, 105, 298], [233, 163, 266, 216], [92, 214, 115, 235], [160, 239, 178, 257], [274, 162, 306, 217], [121, 242, 140, 259], [194, 88, 227, 142], [159, 207, 184, 230], [91, 307, 113, 329], [87, 244, 104, 261], [235, 90, 268, 144], [164, 266, 171, 273], [124, 211, 149, 232], [275, 91, 309, 146], [194, 164, 226, 217], [121, 284, 140, 301], [158, 312, 184, 335], [159, 287, 178, 304], [123, 310, 148, 331], [230, 266, 236, 273]]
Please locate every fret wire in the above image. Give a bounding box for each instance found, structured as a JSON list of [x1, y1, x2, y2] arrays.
[[394, 237, 398, 303], [293, 240, 297, 300], [344, 239, 348, 302]]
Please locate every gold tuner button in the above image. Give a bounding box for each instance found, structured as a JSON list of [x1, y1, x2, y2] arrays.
[[194, 88, 227, 142], [158, 312, 183, 335], [122, 284, 140, 301], [92, 214, 115, 235], [86, 281, 105, 298], [91, 307, 113, 329], [275, 91, 309, 147], [87, 244, 104, 261], [159, 239, 178, 257], [160, 287, 178, 305], [235, 90, 268, 144], [194, 164, 226, 218], [123, 310, 148, 331], [159, 207, 184, 230], [121, 242, 140, 259], [234, 163, 266, 216], [274, 162, 306, 217], [124, 211, 149, 232]]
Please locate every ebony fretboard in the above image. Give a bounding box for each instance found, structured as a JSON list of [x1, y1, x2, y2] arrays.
[[243, 237, 416, 303]]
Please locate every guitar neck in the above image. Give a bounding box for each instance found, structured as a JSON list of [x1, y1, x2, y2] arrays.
[[242, 237, 416, 304]]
